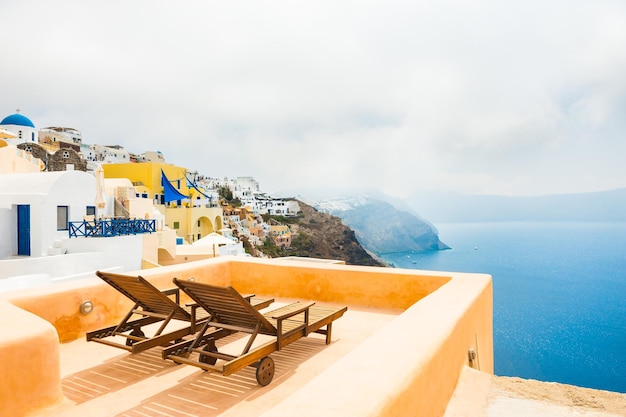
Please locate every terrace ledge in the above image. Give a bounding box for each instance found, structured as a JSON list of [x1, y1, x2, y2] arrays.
[[0, 256, 493, 417]]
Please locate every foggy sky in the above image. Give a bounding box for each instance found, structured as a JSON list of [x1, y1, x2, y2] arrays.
[[2, 0, 625, 197]]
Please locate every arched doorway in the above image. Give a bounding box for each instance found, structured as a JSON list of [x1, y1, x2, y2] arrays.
[[214, 215, 224, 231], [195, 216, 215, 241]]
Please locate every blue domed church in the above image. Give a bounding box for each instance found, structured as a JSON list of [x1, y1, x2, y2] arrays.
[[0, 109, 37, 145]]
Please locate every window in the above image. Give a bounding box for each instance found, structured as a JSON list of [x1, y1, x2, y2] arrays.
[[86, 206, 96, 216], [197, 220, 201, 227], [57, 206, 68, 230], [173, 222, 180, 229], [62, 151, 70, 158]]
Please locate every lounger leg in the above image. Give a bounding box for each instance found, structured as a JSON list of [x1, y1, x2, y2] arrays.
[[325, 323, 332, 344], [199, 338, 218, 365], [126, 327, 146, 347]]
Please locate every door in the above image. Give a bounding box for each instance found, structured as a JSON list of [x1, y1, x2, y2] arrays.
[[17, 205, 30, 256]]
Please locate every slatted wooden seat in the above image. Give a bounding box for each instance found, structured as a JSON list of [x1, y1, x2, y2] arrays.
[[162, 278, 348, 386], [87, 271, 273, 354]]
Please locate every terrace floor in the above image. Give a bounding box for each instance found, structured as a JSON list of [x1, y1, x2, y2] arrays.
[[38, 302, 402, 417]]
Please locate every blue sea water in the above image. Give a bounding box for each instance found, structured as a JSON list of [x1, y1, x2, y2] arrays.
[[381, 222, 626, 393]]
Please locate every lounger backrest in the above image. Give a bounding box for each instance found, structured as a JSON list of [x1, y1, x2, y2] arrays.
[[173, 278, 277, 335], [96, 271, 191, 321]]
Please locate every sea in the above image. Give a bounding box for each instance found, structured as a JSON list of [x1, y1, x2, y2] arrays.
[[381, 221, 626, 394]]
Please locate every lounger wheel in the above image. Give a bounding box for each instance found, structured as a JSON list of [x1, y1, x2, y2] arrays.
[[199, 339, 218, 366], [125, 328, 145, 346], [256, 356, 275, 386]]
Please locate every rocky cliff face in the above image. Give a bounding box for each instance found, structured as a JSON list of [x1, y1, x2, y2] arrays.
[[252, 200, 384, 266], [250, 195, 447, 265], [315, 196, 449, 254]]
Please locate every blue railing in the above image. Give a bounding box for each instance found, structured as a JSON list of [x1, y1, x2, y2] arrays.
[[68, 218, 156, 238]]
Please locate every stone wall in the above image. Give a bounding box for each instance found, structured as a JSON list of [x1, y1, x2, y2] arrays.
[[17, 143, 87, 172]]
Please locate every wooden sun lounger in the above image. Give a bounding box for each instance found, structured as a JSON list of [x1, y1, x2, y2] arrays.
[[87, 271, 273, 354], [162, 278, 348, 386]]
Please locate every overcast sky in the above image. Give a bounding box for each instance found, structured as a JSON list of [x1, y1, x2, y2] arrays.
[[2, 1, 625, 198]]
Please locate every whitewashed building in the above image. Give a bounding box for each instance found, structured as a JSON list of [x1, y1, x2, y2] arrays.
[[267, 198, 300, 216], [245, 192, 301, 216], [39, 127, 83, 146], [88, 144, 131, 163], [0, 171, 97, 258], [0, 170, 145, 291]]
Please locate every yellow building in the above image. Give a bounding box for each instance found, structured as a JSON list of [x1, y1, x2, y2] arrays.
[[164, 204, 224, 244], [103, 161, 188, 205], [103, 161, 224, 245], [269, 224, 292, 248]]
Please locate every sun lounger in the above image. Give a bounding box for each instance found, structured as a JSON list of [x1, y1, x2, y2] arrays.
[[86, 271, 273, 354], [162, 278, 348, 386]]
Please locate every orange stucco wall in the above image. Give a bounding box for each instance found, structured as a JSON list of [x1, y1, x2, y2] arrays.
[[259, 269, 493, 417], [0, 257, 492, 417], [0, 303, 63, 417]]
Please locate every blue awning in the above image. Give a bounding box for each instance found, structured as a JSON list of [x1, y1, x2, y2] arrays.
[[161, 170, 189, 202]]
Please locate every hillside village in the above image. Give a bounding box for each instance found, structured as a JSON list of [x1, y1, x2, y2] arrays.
[[0, 109, 377, 291]]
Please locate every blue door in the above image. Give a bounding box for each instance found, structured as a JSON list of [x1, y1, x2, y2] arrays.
[[17, 205, 30, 256]]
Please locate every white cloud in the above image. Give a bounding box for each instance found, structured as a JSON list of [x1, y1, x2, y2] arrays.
[[2, 0, 625, 197]]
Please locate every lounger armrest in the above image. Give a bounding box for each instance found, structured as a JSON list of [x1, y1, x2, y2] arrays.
[[271, 302, 315, 320], [161, 287, 180, 304], [185, 301, 200, 316], [241, 293, 255, 302]]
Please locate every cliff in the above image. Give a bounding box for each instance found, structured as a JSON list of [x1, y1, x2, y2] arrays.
[[251, 200, 384, 266], [315, 196, 449, 255]]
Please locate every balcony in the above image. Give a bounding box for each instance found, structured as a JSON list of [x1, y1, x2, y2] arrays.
[[68, 218, 156, 238]]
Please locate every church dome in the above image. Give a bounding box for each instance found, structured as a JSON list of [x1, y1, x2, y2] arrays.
[[1, 112, 35, 128]]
